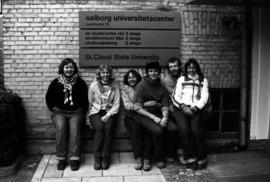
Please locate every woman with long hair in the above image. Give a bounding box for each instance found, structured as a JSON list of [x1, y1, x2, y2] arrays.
[[172, 58, 209, 170], [121, 69, 143, 170]]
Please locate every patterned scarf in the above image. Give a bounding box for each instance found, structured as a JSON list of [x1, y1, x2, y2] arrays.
[[58, 74, 77, 105], [188, 74, 201, 100], [97, 79, 116, 94]]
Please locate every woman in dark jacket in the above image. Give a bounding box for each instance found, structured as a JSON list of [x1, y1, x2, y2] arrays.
[[133, 61, 178, 171], [46, 58, 88, 171]]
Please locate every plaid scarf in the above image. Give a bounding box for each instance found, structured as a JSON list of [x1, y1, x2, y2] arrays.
[[58, 74, 77, 105]]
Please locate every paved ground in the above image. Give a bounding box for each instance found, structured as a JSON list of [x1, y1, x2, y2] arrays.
[[1, 150, 270, 182], [31, 152, 168, 182], [0, 155, 42, 182], [208, 151, 270, 182], [163, 150, 270, 182]]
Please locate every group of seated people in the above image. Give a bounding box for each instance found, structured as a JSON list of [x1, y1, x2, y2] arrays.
[[45, 57, 209, 172]]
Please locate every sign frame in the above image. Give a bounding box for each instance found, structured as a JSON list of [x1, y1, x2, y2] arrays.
[[0, 0, 2, 15], [79, 11, 181, 67]]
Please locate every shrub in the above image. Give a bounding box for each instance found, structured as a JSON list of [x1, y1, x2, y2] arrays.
[[0, 88, 26, 166]]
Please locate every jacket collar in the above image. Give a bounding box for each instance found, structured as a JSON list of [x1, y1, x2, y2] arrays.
[[185, 74, 199, 81], [144, 76, 161, 86]]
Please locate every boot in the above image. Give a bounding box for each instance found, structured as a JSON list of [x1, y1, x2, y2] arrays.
[[94, 157, 101, 170], [143, 159, 151, 171], [57, 160, 67, 170], [70, 160, 80, 171], [102, 158, 110, 170], [135, 157, 143, 170]]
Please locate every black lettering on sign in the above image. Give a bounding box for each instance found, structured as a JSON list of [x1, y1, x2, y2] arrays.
[[85, 55, 92, 60], [94, 54, 112, 60], [86, 15, 112, 23], [79, 11, 181, 66], [113, 54, 130, 60]]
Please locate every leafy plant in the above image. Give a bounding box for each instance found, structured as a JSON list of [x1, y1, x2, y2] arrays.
[[0, 88, 26, 166]]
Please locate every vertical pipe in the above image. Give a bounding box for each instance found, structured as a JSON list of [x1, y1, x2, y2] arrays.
[[239, 5, 252, 148], [0, 15, 3, 90], [239, 16, 247, 148]]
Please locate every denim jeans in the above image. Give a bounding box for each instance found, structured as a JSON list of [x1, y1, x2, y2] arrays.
[[90, 110, 116, 160], [172, 109, 207, 163], [52, 108, 84, 161], [168, 113, 183, 157], [124, 111, 143, 159], [134, 112, 178, 161]]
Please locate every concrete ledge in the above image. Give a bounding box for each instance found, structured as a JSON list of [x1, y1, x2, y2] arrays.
[[26, 139, 133, 155], [249, 139, 270, 150], [26, 137, 243, 155]]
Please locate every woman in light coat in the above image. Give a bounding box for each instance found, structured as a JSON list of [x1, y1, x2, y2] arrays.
[[88, 64, 120, 170], [121, 70, 143, 170], [172, 58, 209, 170]]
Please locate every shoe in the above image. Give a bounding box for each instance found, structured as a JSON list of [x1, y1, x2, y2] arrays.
[[135, 157, 143, 170], [102, 158, 110, 170], [143, 159, 152, 171], [186, 161, 198, 170], [57, 160, 67, 170], [70, 160, 80, 171], [166, 157, 175, 163], [178, 155, 187, 165], [155, 161, 165, 169], [94, 158, 101, 170], [198, 162, 207, 169]]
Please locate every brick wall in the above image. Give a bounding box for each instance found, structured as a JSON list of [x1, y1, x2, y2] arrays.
[[0, 66, 3, 89], [180, 7, 243, 88], [2, 0, 244, 153], [0, 15, 3, 89]]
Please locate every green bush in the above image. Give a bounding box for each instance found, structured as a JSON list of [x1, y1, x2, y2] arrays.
[[0, 88, 26, 166]]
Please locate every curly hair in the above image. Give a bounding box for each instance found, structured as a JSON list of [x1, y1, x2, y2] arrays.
[[184, 58, 204, 81], [123, 69, 142, 86], [167, 57, 182, 70], [58, 58, 78, 75], [96, 64, 114, 84], [145, 60, 161, 75]]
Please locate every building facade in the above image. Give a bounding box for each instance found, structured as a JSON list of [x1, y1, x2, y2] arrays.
[[1, 0, 268, 154]]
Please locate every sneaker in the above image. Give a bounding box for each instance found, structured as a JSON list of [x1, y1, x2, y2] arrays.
[[186, 161, 198, 170], [198, 162, 207, 169], [143, 159, 152, 171], [135, 157, 143, 170], [70, 160, 80, 171], [94, 158, 101, 170], [57, 160, 67, 170], [102, 159, 110, 170], [155, 161, 165, 169]]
